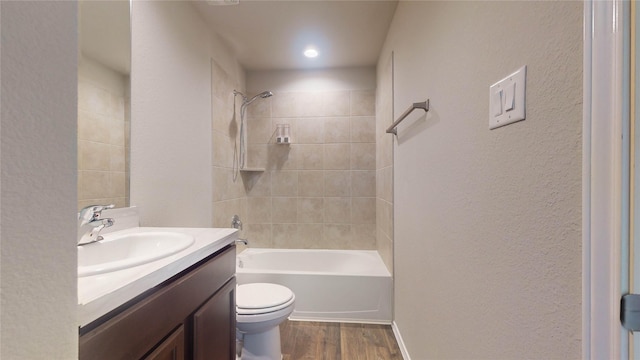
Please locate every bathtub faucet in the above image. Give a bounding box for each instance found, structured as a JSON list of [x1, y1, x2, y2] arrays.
[[231, 215, 249, 245]]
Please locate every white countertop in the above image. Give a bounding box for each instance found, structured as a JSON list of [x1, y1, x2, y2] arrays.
[[78, 226, 237, 328]]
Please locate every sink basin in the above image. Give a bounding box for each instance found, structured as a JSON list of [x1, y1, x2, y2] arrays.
[[78, 230, 195, 277]]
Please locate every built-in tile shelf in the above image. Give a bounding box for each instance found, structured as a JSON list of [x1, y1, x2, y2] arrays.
[[240, 168, 265, 172]]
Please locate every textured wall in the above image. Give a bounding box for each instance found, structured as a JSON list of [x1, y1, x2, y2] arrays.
[[382, 2, 583, 358], [1, 1, 78, 358], [131, 0, 213, 227]]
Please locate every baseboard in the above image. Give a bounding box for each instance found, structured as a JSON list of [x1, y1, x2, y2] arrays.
[[391, 321, 411, 360]]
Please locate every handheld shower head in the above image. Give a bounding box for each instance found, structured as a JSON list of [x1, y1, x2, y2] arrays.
[[245, 91, 273, 105], [233, 90, 273, 107]]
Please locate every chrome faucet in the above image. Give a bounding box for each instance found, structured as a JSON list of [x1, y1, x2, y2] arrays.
[[78, 204, 115, 245], [231, 215, 249, 246]]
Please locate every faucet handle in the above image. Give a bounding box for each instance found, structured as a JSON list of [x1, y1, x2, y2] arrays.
[[231, 215, 243, 230], [79, 204, 115, 222]]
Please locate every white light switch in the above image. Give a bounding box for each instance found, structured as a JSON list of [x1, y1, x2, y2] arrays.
[[489, 65, 526, 130], [492, 89, 503, 117], [504, 82, 515, 111]]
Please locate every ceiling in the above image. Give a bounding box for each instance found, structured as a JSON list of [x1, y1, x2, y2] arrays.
[[192, 0, 399, 71]]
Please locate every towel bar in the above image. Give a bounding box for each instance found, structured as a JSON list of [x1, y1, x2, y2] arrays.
[[386, 100, 429, 135]]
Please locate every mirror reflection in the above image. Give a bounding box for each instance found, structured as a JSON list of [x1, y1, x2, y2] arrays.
[[78, 0, 131, 210]]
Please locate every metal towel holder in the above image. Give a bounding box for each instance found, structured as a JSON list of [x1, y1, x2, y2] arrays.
[[386, 100, 430, 135]]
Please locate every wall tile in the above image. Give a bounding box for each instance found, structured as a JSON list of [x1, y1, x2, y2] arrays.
[[324, 117, 350, 143], [272, 197, 298, 223], [298, 171, 324, 197], [212, 131, 232, 167], [247, 117, 273, 144], [298, 197, 324, 223], [351, 143, 376, 170], [246, 144, 268, 169], [352, 224, 377, 249], [212, 166, 228, 202], [350, 90, 375, 116], [323, 224, 352, 248], [352, 197, 376, 224], [351, 116, 376, 143], [110, 145, 126, 171], [271, 92, 298, 118], [272, 171, 298, 196], [247, 197, 271, 223], [246, 223, 272, 248], [247, 96, 271, 119], [324, 171, 351, 197], [80, 170, 110, 199], [324, 144, 351, 170], [321, 91, 350, 117], [110, 172, 126, 198], [268, 144, 298, 170], [244, 171, 271, 197], [296, 117, 325, 144], [236, 86, 378, 251], [324, 197, 351, 224], [273, 223, 299, 248], [352, 170, 376, 197], [108, 115, 125, 146], [297, 224, 324, 248], [298, 144, 324, 170], [79, 140, 111, 171], [78, 111, 109, 143]]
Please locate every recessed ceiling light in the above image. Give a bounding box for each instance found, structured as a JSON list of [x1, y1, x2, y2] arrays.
[[304, 48, 319, 58]]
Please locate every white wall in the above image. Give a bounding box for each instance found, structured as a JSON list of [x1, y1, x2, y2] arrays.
[[382, 2, 583, 358], [131, 1, 245, 228], [131, 1, 213, 227], [1, 1, 78, 358]]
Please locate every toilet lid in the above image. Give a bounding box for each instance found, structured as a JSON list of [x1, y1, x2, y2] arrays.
[[236, 283, 294, 312]]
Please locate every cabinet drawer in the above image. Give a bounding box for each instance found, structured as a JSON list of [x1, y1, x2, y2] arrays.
[[79, 245, 235, 360]]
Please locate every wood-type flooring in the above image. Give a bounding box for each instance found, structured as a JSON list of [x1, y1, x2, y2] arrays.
[[279, 320, 403, 360]]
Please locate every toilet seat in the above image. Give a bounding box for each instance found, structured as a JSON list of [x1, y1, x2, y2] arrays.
[[237, 283, 295, 315]]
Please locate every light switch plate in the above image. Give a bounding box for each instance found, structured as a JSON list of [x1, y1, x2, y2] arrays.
[[489, 65, 526, 130]]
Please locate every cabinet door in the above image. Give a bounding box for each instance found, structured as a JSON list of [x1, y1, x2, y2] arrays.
[[193, 278, 236, 360], [144, 325, 185, 360]]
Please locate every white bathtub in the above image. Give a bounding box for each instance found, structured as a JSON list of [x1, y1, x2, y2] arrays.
[[236, 248, 392, 324]]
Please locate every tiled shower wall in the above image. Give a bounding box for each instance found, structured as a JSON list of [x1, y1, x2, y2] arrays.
[[376, 53, 394, 272], [78, 56, 129, 210], [211, 59, 248, 231], [241, 89, 377, 249]]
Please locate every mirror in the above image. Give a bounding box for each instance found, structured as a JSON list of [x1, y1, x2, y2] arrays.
[[78, 0, 131, 211]]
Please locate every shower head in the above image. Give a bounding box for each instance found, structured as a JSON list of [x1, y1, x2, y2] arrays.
[[233, 90, 273, 105], [245, 91, 273, 106]]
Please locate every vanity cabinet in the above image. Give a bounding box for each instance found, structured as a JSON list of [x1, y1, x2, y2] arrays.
[[79, 245, 236, 360]]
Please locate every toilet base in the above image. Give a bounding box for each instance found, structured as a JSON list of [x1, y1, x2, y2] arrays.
[[239, 326, 283, 360]]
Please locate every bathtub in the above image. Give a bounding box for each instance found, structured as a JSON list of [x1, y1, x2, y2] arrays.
[[236, 248, 392, 324]]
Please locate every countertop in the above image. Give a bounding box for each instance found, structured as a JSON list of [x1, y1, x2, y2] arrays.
[[78, 226, 237, 328]]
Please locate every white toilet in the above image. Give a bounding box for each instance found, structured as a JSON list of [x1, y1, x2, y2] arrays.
[[236, 283, 295, 360]]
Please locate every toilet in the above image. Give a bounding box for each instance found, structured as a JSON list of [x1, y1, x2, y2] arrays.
[[236, 283, 295, 360]]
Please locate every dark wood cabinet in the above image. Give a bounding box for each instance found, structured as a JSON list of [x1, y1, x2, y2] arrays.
[[79, 245, 236, 360], [144, 325, 185, 360], [193, 280, 236, 360]]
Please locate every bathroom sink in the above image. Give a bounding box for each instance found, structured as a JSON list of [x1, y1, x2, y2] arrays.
[[78, 230, 195, 277]]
